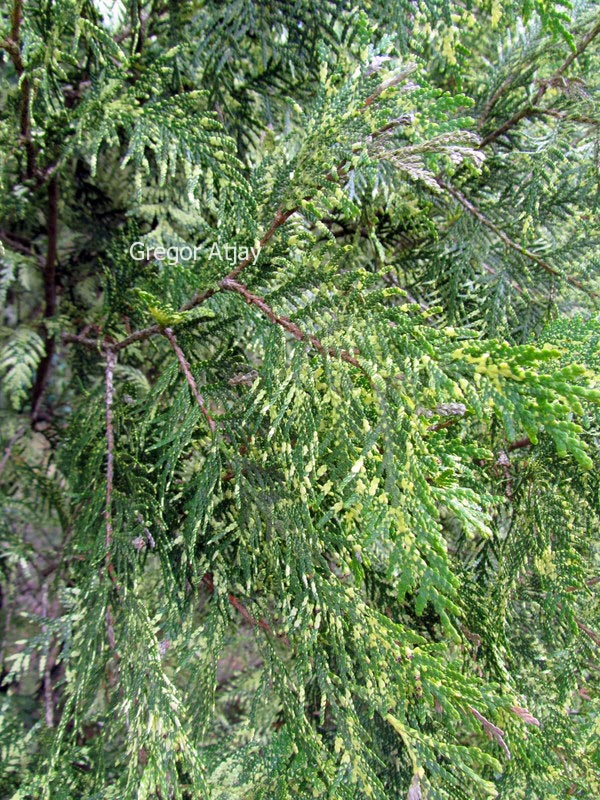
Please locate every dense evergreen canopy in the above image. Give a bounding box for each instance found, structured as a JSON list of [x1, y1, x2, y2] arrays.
[[0, 1, 599, 798]]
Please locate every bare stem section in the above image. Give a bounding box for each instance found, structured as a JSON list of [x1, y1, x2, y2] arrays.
[[163, 327, 216, 432]]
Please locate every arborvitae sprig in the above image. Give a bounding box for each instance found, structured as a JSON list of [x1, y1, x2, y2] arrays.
[[1, 2, 599, 799]]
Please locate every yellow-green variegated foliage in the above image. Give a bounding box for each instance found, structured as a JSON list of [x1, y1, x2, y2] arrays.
[[0, 1, 598, 799]]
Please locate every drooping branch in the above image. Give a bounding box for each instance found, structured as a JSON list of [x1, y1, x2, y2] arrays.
[[219, 278, 361, 368], [362, 63, 417, 108], [436, 177, 597, 300], [480, 18, 600, 148], [0, 426, 26, 478], [1, 0, 35, 179], [201, 573, 279, 637], [469, 706, 511, 760], [104, 348, 119, 592], [478, 72, 518, 130], [0, 229, 44, 264], [163, 327, 216, 432], [31, 176, 60, 423], [63, 201, 298, 355]]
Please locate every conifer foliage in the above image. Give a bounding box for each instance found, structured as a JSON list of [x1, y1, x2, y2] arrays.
[[0, 1, 599, 798]]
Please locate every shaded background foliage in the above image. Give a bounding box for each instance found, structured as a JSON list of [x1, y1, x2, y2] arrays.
[[0, 1, 599, 798]]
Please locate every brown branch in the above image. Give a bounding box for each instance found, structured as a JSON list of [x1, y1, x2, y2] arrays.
[[42, 177, 58, 319], [61, 331, 104, 350], [481, 103, 532, 149], [427, 418, 460, 433], [227, 207, 297, 282], [163, 328, 216, 432], [469, 706, 511, 760], [478, 72, 518, 129], [31, 176, 60, 424], [436, 177, 597, 300], [530, 107, 598, 126], [98, 348, 122, 685], [63, 202, 298, 354], [219, 278, 361, 368], [0, 426, 26, 478], [103, 348, 119, 592], [10, 0, 22, 43], [481, 18, 600, 147], [112, 322, 163, 351], [41, 581, 54, 728], [2, 0, 36, 179], [362, 63, 418, 108], [201, 573, 273, 633], [575, 618, 600, 647], [116, 206, 297, 341], [0, 229, 44, 264], [507, 437, 532, 452]]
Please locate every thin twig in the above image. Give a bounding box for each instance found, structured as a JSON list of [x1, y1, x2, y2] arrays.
[[481, 18, 600, 147], [3, 0, 36, 178], [478, 72, 518, 129], [469, 706, 511, 759], [104, 348, 119, 591], [227, 207, 297, 281], [163, 328, 216, 432], [201, 573, 275, 634], [574, 618, 600, 647], [362, 63, 418, 108], [61, 331, 104, 350], [0, 426, 26, 478], [41, 581, 54, 728], [112, 322, 163, 351], [436, 177, 597, 299], [31, 176, 60, 423], [101, 351, 122, 672], [219, 278, 361, 368]]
